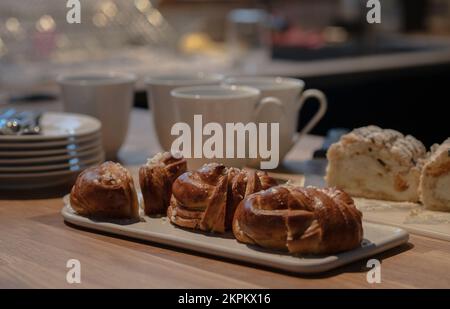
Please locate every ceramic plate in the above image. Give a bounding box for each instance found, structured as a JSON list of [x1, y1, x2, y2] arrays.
[[0, 112, 101, 141], [61, 197, 409, 274], [0, 154, 103, 179], [0, 132, 101, 149], [0, 145, 103, 165], [0, 139, 102, 157], [0, 152, 104, 172], [0, 159, 103, 189], [0, 161, 102, 190]]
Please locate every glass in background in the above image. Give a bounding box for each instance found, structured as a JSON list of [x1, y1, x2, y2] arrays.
[[0, 0, 178, 95], [226, 8, 270, 74]]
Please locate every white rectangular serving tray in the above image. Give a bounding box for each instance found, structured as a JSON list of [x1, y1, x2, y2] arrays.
[[62, 197, 409, 274]]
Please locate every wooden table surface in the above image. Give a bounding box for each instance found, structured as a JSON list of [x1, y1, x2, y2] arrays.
[[1, 103, 450, 288]]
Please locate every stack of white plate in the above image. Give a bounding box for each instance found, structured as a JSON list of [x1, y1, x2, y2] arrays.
[[0, 112, 104, 190]]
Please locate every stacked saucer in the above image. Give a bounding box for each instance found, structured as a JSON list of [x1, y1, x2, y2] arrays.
[[0, 112, 104, 190]]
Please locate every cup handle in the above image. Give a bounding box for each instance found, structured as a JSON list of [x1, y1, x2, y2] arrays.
[[293, 89, 328, 144], [255, 96, 284, 122]]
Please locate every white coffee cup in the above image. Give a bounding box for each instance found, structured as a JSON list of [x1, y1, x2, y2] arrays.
[[171, 85, 283, 169], [57, 72, 137, 159], [144, 73, 224, 151], [223, 76, 327, 163]]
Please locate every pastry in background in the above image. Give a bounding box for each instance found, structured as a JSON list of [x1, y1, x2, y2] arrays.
[[233, 185, 363, 254], [139, 152, 187, 216], [420, 138, 450, 212], [168, 163, 277, 233], [70, 161, 139, 219], [326, 126, 427, 202]]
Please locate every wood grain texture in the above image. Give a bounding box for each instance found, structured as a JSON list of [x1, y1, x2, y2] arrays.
[[1, 197, 450, 288], [1, 103, 449, 288]]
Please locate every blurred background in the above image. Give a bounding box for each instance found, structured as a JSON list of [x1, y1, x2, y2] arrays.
[[1, 0, 450, 146]]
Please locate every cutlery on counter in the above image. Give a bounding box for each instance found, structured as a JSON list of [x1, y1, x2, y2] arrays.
[[0, 109, 42, 135]]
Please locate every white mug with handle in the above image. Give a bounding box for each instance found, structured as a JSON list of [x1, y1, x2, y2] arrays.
[[224, 77, 327, 164], [171, 85, 283, 169], [144, 73, 224, 151]]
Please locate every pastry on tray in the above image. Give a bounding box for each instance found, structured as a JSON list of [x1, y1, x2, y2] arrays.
[[168, 163, 278, 233], [233, 185, 363, 254], [326, 125, 427, 202], [70, 161, 139, 219], [139, 152, 187, 216], [419, 138, 450, 212]]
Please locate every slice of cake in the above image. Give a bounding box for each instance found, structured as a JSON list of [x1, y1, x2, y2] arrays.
[[326, 126, 427, 202], [419, 138, 450, 212]]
